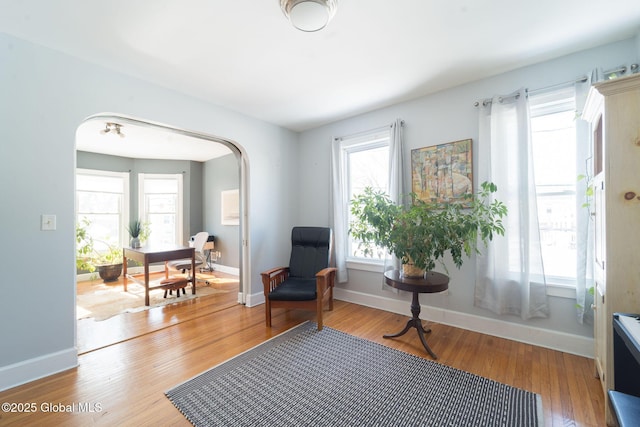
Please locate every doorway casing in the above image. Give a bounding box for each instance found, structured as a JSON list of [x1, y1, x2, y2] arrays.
[[75, 113, 251, 309]]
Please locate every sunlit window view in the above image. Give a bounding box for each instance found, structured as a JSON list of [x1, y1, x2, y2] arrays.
[[531, 107, 577, 281], [139, 174, 182, 247], [346, 140, 389, 260], [76, 170, 129, 252]]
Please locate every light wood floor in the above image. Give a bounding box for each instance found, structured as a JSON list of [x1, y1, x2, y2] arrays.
[[76, 271, 240, 354], [1, 296, 605, 426]]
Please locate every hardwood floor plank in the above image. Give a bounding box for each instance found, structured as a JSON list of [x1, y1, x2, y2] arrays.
[[77, 272, 240, 353], [0, 299, 604, 426]]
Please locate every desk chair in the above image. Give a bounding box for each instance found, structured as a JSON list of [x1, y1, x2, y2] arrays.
[[165, 231, 209, 295]]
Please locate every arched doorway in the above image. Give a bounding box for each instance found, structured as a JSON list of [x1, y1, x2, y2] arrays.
[[75, 113, 250, 351]]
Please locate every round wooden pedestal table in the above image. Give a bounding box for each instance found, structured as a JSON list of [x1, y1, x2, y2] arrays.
[[382, 270, 449, 359]]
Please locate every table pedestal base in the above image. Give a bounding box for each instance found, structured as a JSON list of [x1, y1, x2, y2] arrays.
[[383, 291, 437, 359]]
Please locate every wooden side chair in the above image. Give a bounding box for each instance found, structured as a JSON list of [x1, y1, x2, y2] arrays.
[[261, 227, 336, 331]]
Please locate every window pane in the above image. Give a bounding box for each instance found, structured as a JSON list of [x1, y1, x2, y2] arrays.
[[531, 111, 576, 186], [349, 145, 389, 196], [77, 174, 124, 193], [79, 213, 121, 253], [346, 141, 389, 260], [139, 173, 182, 246], [76, 170, 128, 250], [531, 108, 576, 280], [147, 194, 177, 214], [144, 179, 178, 194], [77, 191, 121, 214]]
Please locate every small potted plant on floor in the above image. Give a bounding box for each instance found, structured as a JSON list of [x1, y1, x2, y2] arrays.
[[349, 181, 507, 277]]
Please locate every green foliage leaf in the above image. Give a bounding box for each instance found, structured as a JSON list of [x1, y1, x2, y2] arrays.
[[349, 181, 508, 271]]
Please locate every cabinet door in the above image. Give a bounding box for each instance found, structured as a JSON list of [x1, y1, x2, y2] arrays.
[[593, 281, 607, 393]]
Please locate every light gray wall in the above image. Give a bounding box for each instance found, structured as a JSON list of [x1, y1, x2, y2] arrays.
[[204, 153, 241, 269], [0, 33, 298, 389], [76, 151, 205, 243], [4, 28, 639, 390], [297, 37, 640, 340], [188, 161, 204, 240]]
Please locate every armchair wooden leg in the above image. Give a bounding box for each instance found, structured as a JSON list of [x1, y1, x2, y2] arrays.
[[266, 299, 272, 327], [317, 299, 323, 331]]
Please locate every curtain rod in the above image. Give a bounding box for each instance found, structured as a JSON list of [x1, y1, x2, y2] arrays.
[[474, 63, 639, 107], [334, 120, 404, 142], [527, 76, 588, 96]]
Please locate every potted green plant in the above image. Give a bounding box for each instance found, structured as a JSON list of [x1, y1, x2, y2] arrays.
[[349, 181, 507, 277], [126, 219, 150, 248], [76, 218, 124, 282]]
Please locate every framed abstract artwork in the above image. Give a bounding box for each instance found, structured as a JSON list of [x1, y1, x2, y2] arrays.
[[411, 139, 473, 205]]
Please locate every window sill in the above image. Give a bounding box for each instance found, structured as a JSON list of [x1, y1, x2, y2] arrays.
[[541, 275, 577, 299], [546, 283, 577, 299], [346, 259, 384, 273]]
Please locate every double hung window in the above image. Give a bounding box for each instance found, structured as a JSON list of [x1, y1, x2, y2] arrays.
[[530, 88, 578, 285], [138, 173, 183, 246], [340, 129, 390, 262], [76, 169, 129, 251]]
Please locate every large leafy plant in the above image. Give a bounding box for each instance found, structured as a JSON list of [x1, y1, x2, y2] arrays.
[[76, 218, 123, 272], [349, 181, 507, 272]]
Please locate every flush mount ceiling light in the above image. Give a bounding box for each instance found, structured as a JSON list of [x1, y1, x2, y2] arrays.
[[100, 122, 125, 138], [280, 0, 337, 32]]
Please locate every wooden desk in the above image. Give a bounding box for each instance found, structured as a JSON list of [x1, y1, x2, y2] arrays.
[[123, 246, 195, 306], [383, 270, 449, 359]]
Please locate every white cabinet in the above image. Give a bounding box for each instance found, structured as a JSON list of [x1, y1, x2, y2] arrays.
[[583, 73, 640, 426]]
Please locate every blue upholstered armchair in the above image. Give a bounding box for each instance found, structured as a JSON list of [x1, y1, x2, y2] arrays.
[[261, 227, 337, 331]]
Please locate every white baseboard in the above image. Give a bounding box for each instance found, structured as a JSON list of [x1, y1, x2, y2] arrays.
[[0, 348, 78, 392], [210, 264, 239, 276], [333, 287, 594, 358], [245, 290, 265, 308]]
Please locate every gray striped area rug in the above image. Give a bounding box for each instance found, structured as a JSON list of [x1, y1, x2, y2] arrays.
[[166, 321, 542, 426]]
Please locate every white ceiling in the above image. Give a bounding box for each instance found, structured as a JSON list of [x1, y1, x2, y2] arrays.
[[76, 116, 233, 162], [3, 0, 640, 158]]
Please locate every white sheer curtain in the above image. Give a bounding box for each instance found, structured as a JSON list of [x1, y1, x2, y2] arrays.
[[382, 119, 405, 291], [475, 90, 549, 320], [330, 137, 349, 283]]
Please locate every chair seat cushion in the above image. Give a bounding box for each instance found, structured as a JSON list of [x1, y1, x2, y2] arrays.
[[269, 278, 317, 301], [167, 258, 202, 271], [609, 390, 640, 427]]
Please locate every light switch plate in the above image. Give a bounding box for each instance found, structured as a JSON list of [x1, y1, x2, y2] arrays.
[[41, 214, 56, 231]]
